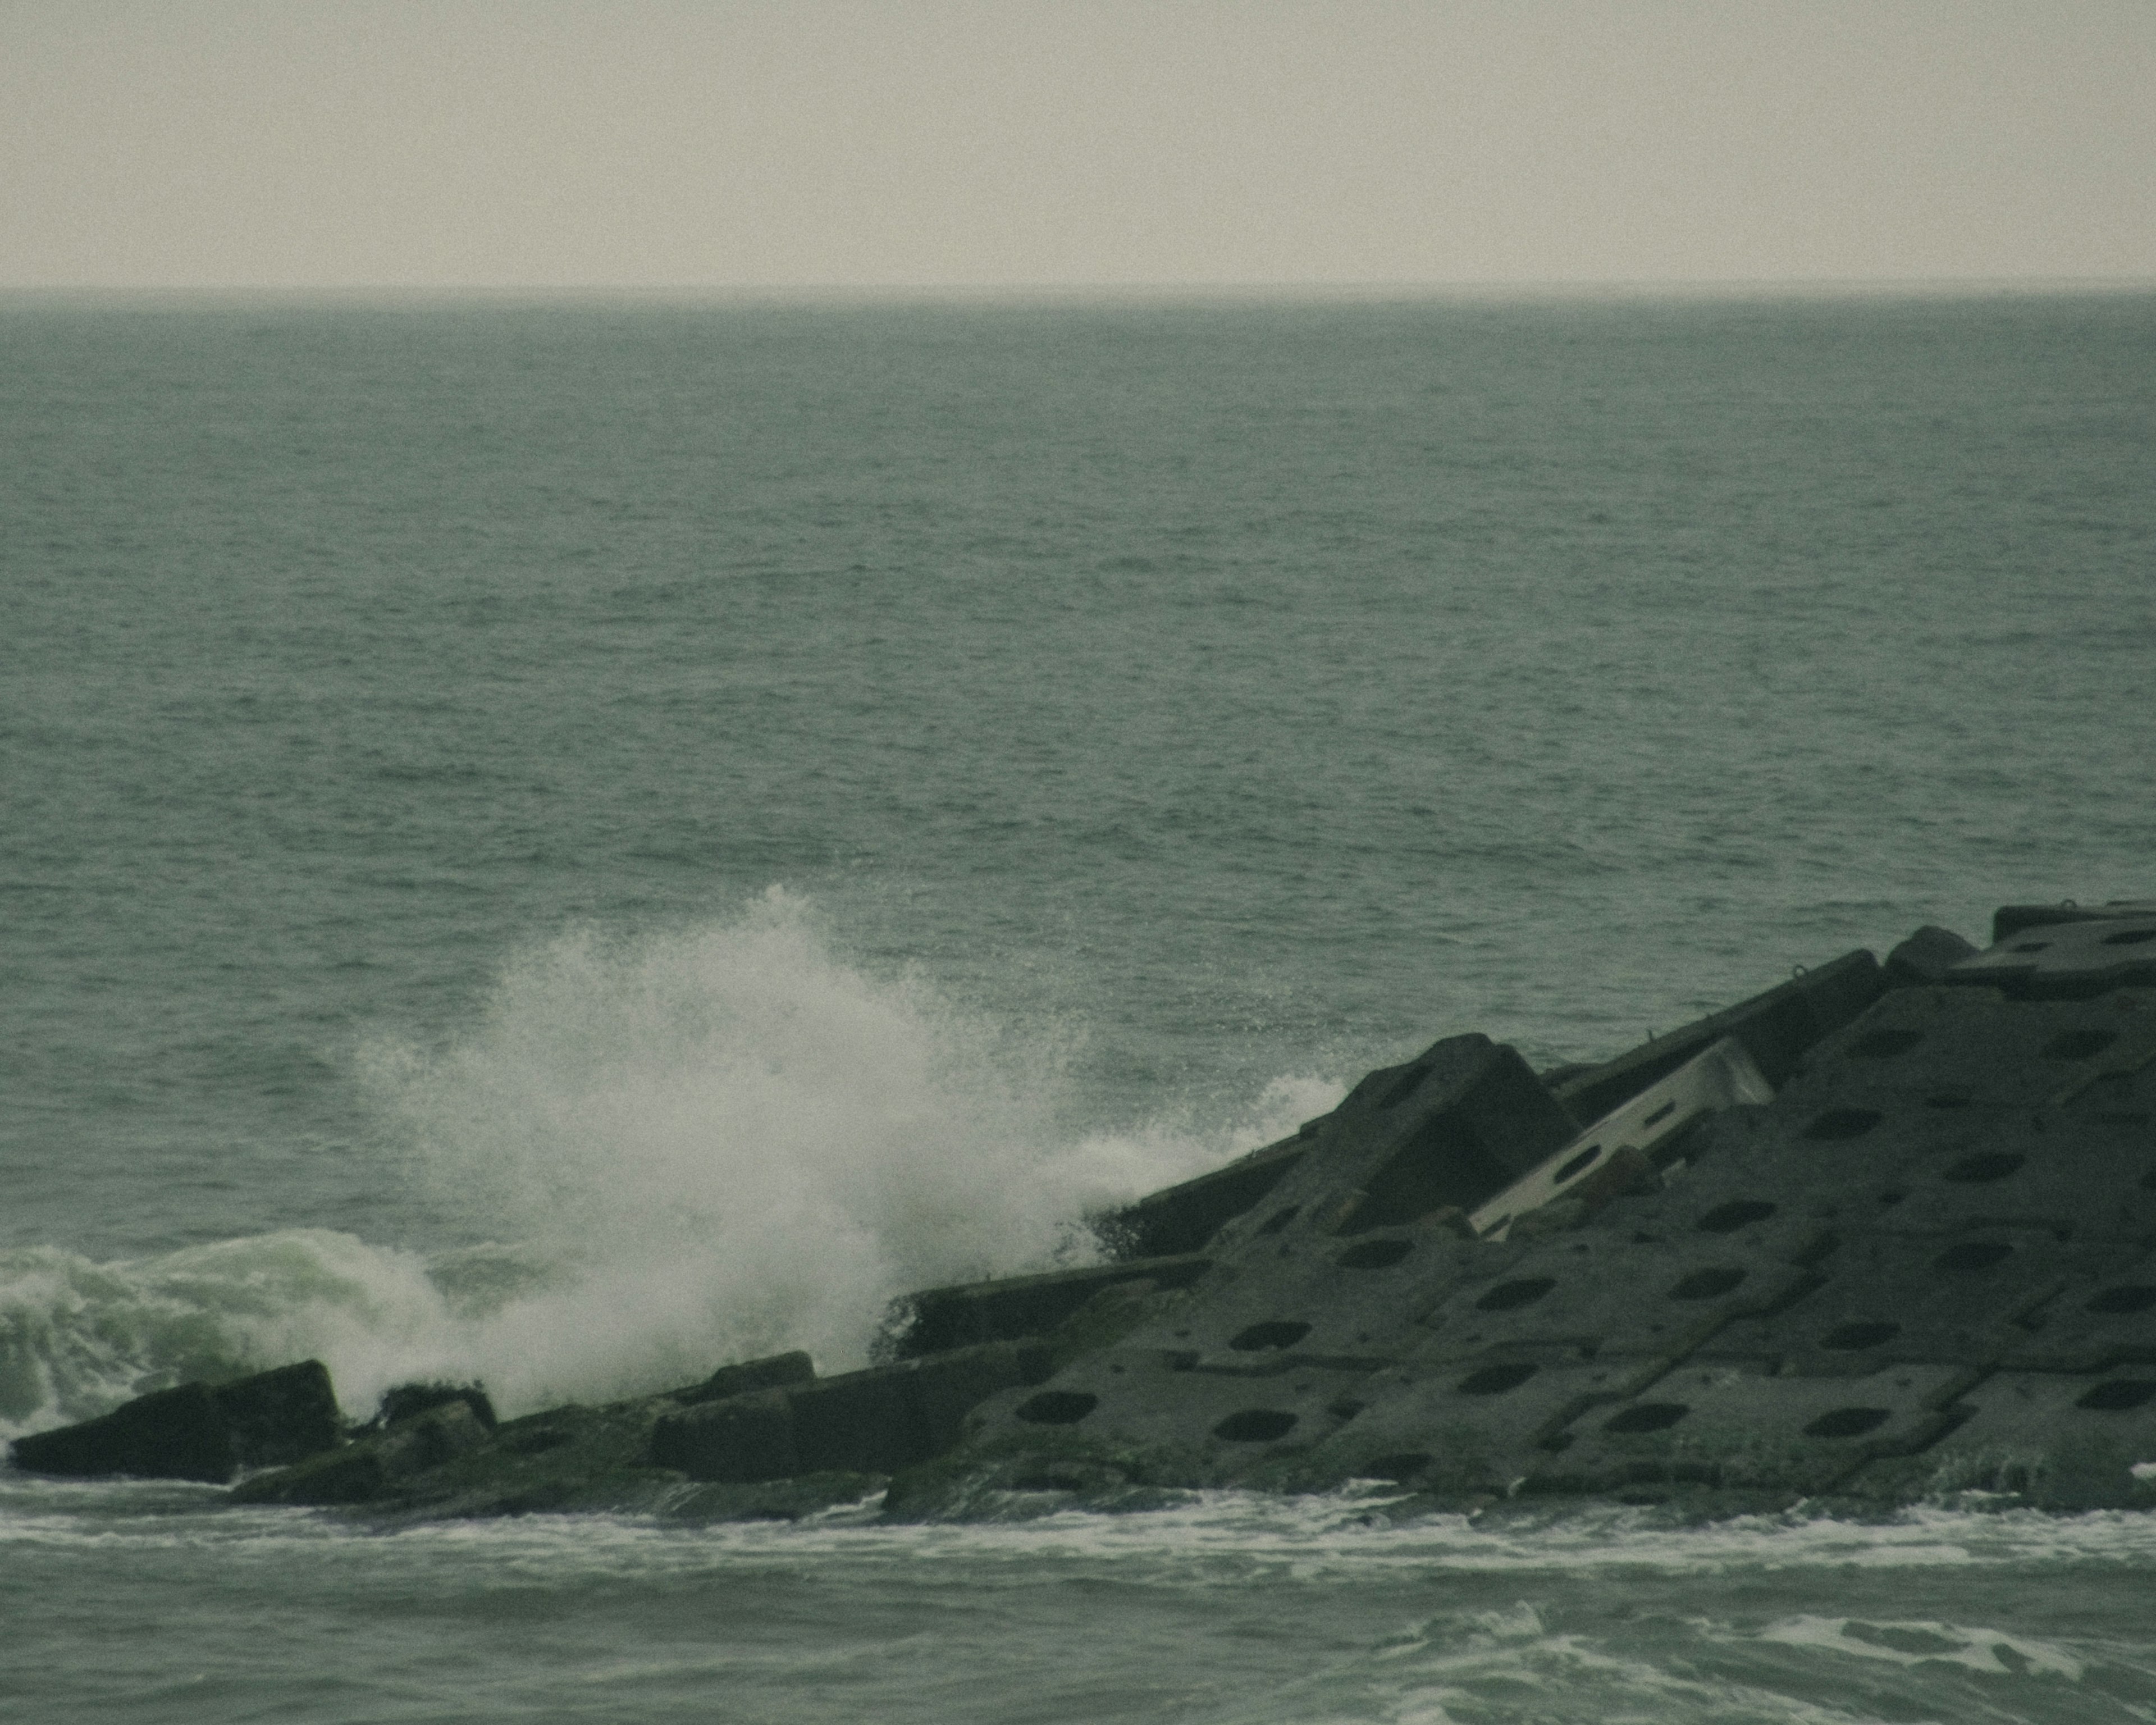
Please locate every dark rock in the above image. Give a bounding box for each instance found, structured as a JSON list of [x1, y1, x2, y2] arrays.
[[11, 1382, 236, 1483], [672, 1350, 816, 1408], [216, 1360, 342, 1467], [651, 1388, 801, 1483], [10, 1360, 344, 1483], [378, 1381, 496, 1431]]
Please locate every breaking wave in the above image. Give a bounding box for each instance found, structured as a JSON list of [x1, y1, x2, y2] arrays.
[[2, 891, 1339, 1436]]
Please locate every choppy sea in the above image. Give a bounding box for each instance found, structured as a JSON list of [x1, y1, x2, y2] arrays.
[[4, 290, 2154, 1721]]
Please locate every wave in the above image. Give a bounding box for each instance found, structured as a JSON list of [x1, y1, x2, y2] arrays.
[[3, 891, 1340, 1436]]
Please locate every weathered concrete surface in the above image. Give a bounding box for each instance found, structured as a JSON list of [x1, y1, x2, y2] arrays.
[[917, 922, 2156, 1518]]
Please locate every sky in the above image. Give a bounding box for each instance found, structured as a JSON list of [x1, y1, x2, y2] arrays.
[[3, 0, 2153, 290]]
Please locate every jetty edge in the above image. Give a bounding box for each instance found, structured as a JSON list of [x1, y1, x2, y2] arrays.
[[14, 897, 2156, 1521]]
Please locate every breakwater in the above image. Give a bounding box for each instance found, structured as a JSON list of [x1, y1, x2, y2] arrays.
[[17, 899, 2156, 1523]]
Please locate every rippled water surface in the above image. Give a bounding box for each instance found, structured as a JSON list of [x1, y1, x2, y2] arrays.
[[3, 291, 2153, 1719]]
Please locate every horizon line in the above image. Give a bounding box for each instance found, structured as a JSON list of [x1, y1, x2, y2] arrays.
[[5, 276, 2154, 308]]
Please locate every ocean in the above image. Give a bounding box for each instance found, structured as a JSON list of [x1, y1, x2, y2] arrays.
[[3, 289, 2153, 1720]]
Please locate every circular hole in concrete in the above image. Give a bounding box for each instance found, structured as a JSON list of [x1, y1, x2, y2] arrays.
[[2076, 1380, 2156, 1412], [1213, 1409, 1298, 1443], [1697, 1201, 1776, 1233], [1015, 1391, 1098, 1426], [1931, 1241, 2013, 1273], [1805, 1407, 1890, 1439], [1669, 1267, 1747, 1300], [1945, 1152, 2026, 1184], [1476, 1277, 1556, 1312], [1821, 1321, 1901, 1350], [1336, 1239, 1413, 1270], [2045, 1029, 2118, 1061], [2102, 929, 2156, 947], [1456, 1362, 1540, 1395], [1851, 1029, 1924, 1058], [1364, 1451, 1432, 1482], [1804, 1108, 1884, 1142], [1229, 1321, 1312, 1352], [1604, 1403, 1689, 1434], [1553, 1145, 1603, 1185], [2088, 1285, 2156, 1315]]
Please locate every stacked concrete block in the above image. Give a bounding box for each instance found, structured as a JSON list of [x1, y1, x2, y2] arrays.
[[649, 1340, 1053, 1483], [1527, 1362, 1978, 1496], [1548, 950, 1883, 1125], [1948, 915, 2156, 999], [1700, 1228, 2137, 1377], [1848, 1371, 2156, 1510]]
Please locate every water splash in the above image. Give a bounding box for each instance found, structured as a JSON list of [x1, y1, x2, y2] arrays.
[[4, 892, 1340, 1432]]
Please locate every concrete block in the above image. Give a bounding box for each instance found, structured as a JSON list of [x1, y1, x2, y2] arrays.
[[1300, 1357, 1668, 1496], [892, 1256, 1212, 1358], [1102, 1209, 1525, 1368], [1469, 1038, 1772, 1241], [1993, 901, 2156, 943], [650, 1388, 801, 1483], [1097, 1135, 1312, 1259], [1209, 1035, 1577, 1257], [1885, 925, 1980, 986], [1871, 1114, 2156, 1243], [1627, 993, 2156, 1231], [10, 1382, 237, 1484], [378, 1381, 497, 1432], [789, 1366, 923, 1475], [1848, 1371, 2156, 1510], [1702, 1227, 2135, 1375], [968, 1348, 1371, 1481], [380, 1400, 491, 1474], [1949, 917, 2156, 1000], [1525, 1362, 1975, 1497], [1415, 1230, 1821, 1366], [2000, 1253, 2156, 1372], [672, 1350, 816, 1408], [1550, 950, 1882, 1122], [10, 1360, 346, 1482], [214, 1360, 344, 1468], [905, 1341, 1054, 1455]]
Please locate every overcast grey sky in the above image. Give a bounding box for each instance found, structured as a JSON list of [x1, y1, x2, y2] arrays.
[[5, 0, 2152, 290]]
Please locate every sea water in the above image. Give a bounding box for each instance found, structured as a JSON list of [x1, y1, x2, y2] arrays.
[[3, 291, 2153, 1720]]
